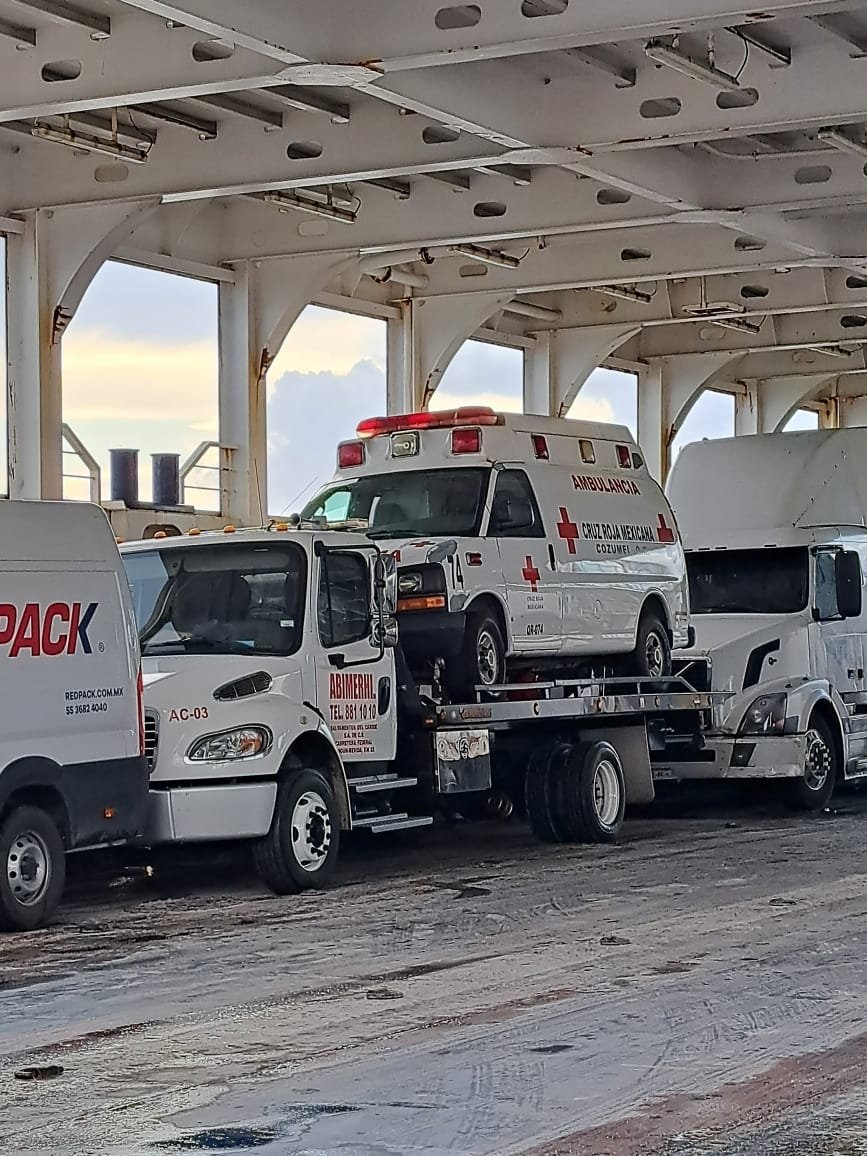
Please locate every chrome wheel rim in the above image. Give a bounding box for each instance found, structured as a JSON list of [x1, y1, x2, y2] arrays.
[[593, 759, 622, 829], [290, 790, 332, 872], [645, 630, 666, 678], [804, 729, 832, 793], [7, 830, 51, 907], [476, 628, 501, 686]]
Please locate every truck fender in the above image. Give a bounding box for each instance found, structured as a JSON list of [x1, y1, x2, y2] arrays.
[[784, 680, 843, 732], [283, 724, 352, 831]]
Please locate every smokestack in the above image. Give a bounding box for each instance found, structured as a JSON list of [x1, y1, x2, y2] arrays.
[[152, 453, 180, 507], [110, 449, 139, 507]]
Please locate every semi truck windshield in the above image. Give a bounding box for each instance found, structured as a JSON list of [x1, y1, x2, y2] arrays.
[[686, 547, 809, 615], [302, 467, 490, 539], [123, 543, 307, 657]]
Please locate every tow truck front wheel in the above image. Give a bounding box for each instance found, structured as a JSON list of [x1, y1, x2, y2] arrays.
[[253, 770, 339, 894], [0, 806, 66, 932]]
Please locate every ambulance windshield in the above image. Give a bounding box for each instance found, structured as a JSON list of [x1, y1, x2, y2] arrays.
[[302, 468, 490, 539], [123, 543, 307, 656], [686, 547, 809, 615]]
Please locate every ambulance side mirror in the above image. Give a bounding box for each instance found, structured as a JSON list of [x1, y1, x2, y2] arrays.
[[836, 551, 863, 619]]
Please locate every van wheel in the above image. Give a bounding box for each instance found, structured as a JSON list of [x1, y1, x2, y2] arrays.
[[0, 806, 66, 932], [786, 714, 838, 812], [631, 613, 671, 679], [448, 609, 506, 700], [253, 770, 339, 894], [560, 741, 626, 843]]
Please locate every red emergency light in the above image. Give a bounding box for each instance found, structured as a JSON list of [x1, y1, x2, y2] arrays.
[[337, 440, 366, 469], [451, 427, 482, 454], [356, 407, 503, 439]]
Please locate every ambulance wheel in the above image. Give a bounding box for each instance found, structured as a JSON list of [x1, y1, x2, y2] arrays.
[[785, 714, 838, 812], [0, 806, 66, 932], [253, 769, 339, 894], [561, 741, 626, 843], [449, 609, 506, 700], [525, 742, 572, 844], [631, 613, 671, 680]]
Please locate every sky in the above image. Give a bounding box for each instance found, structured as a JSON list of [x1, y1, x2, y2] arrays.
[[0, 246, 818, 511]]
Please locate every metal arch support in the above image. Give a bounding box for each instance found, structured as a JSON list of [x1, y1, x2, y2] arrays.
[[523, 324, 641, 418], [5, 200, 159, 501], [217, 252, 356, 526], [734, 373, 838, 434], [638, 351, 746, 482], [387, 291, 517, 414]]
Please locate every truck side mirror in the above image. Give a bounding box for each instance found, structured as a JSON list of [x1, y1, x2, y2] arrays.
[[373, 552, 398, 616], [371, 616, 399, 649], [836, 551, 863, 619]]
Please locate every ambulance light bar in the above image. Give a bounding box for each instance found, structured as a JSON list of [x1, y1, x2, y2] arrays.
[[357, 407, 503, 438]]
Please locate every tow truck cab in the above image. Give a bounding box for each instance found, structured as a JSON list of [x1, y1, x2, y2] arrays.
[[301, 407, 690, 696]]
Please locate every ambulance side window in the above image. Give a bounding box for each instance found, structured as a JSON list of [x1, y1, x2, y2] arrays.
[[318, 552, 370, 648], [488, 470, 544, 538]]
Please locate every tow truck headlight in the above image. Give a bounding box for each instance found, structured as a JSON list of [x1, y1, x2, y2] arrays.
[[188, 726, 272, 762], [738, 693, 788, 735]]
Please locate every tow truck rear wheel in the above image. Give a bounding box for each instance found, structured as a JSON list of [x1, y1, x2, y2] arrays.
[[0, 805, 66, 932], [525, 741, 573, 843], [253, 769, 339, 894], [785, 713, 838, 812], [560, 741, 626, 843]]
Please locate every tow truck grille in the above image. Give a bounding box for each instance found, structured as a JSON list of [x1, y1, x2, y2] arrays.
[[144, 710, 159, 773]]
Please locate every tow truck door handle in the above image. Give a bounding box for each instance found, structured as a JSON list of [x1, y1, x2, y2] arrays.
[[378, 676, 391, 715]]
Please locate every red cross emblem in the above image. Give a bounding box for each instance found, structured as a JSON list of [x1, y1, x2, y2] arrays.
[[556, 507, 580, 555], [522, 556, 541, 592], [657, 514, 676, 544]]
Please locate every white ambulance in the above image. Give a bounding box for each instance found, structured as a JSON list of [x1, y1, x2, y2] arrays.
[[0, 501, 148, 931], [301, 407, 691, 695]]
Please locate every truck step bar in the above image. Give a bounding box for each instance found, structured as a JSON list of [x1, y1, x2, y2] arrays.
[[349, 774, 419, 794], [353, 814, 434, 834]]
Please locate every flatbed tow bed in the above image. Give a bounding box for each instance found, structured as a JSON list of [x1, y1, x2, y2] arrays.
[[393, 677, 732, 845]]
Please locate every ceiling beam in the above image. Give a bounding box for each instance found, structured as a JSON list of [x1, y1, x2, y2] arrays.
[[0, 16, 36, 46], [269, 86, 350, 124], [9, 0, 110, 36]]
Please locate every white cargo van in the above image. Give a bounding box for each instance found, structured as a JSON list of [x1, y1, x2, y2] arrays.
[[0, 501, 148, 930], [301, 407, 691, 696], [665, 429, 867, 809]]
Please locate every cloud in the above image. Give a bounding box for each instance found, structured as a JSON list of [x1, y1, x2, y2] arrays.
[[268, 305, 387, 383], [63, 329, 217, 422], [267, 358, 386, 513], [567, 396, 616, 424]]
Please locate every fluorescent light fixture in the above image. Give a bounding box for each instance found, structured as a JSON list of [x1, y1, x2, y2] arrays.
[[262, 190, 358, 223], [592, 284, 653, 304], [31, 123, 151, 162], [450, 243, 521, 269], [683, 302, 745, 319], [644, 39, 742, 93], [804, 343, 854, 358], [710, 316, 763, 334], [817, 128, 867, 162]]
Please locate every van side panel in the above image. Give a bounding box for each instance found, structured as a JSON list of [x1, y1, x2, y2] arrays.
[[0, 503, 149, 850]]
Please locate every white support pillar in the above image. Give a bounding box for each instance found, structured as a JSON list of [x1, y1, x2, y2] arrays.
[[734, 382, 759, 437], [5, 202, 157, 500], [394, 292, 516, 412], [386, 303, 418, 414], [217, 253, 355, 524], [638, 352, 746, 483], [522, 324, 640, 417]]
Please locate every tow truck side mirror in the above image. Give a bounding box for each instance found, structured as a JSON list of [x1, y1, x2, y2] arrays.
[[836, 551, 863, 619], [373, 553, 398, 616], [371, 616, 399, 649]]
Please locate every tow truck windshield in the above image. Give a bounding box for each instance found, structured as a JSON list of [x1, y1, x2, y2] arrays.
[[123, 543, 307, 657], [686, 547, 809, 615], [302, 467, 490, 539]]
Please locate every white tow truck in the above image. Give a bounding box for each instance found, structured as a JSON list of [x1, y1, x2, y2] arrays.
[[121, 526, 724, 891], [662, 429, 867, 809]]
